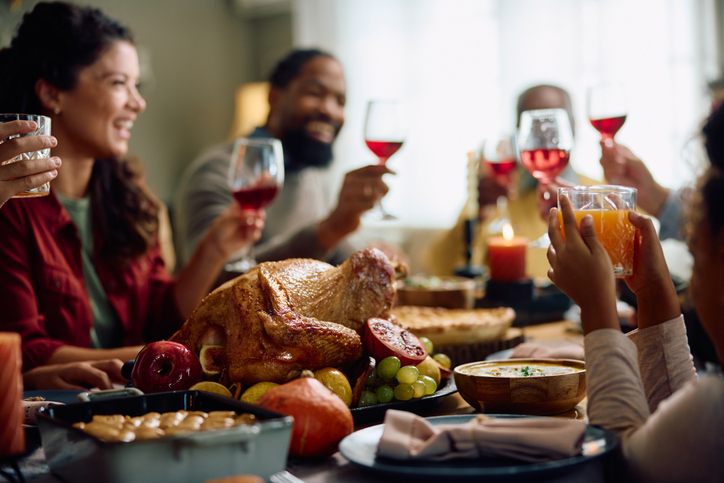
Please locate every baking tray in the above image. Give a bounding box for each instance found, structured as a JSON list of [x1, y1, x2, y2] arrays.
[[36, 390, 293, 483]]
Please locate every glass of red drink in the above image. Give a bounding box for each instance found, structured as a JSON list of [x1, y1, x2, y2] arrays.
[[517, 108, 574, 185], [517, 108, 574, 248], [587, 82, 627, 147], [226, 137, 284, 273], [364, 100, 405, 221], [480, 134, 517, 234]]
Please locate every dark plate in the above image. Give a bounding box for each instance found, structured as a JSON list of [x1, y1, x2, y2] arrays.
[[339, 414, 617, 481], [350, 377, 457, 426], [23, 389, 83, 404]]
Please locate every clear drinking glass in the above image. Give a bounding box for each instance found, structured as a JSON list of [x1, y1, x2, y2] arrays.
[[363, 100, 405, 221], [480, 134, 516, 234], [558, 185, 637, 278], [517, 108, 574, 247], [588, 82, 627, 147], [226, 138, 284, 273], [0, 114, 52, 197]]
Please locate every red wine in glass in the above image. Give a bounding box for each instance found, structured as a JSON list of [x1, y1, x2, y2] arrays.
[[488, 158, 517, 176], [232, 185, 279, 210], [227, 137, 284, 273], [590, 115, 627, 141], [588, 82, 627, 146], [365, 140, 403, 164], [520, 149, 570, 184], [363, 100, 406, 221]]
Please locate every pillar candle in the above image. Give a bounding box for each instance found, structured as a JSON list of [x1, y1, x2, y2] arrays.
[[0, 332, 25, 456], [487, 225, 528, 281]]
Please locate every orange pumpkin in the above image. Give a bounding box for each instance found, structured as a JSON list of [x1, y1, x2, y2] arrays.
[[257, 375, 354, 457]]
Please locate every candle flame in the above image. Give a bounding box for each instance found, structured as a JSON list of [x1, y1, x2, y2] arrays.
[[503, 223, 514, 240]]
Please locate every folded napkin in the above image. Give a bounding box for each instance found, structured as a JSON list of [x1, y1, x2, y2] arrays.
[[23, 399, 64, 424], [377, 410, 586, 463], [510, 342, 585, 361]]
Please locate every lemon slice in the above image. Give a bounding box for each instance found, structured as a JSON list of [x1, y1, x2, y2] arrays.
[[189, 381, 233, 398]]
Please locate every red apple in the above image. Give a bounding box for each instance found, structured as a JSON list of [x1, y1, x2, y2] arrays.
[[130, 341, 203, 394]]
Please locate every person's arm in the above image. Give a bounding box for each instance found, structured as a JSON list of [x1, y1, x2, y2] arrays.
[[599, 142, 670, 217], [628, 316, 697, 412], [316, 164, 394, 250], [23, 359, 126, 390], [173, 203, 263, 318], [657, 188, 685, 241], [0, 120, 61, 209], [585, 325, 724, 483]]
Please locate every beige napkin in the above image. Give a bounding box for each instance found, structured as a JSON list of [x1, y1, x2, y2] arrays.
[[377, 410, 586, 463], [510, 342, 585, 361]]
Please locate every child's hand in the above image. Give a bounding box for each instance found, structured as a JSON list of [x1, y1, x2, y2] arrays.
[[547, 195, 619, 334], [624, 211, 680, 329]]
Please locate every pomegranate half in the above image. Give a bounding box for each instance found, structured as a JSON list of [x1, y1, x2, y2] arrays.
[[363, 318, 428, 366]]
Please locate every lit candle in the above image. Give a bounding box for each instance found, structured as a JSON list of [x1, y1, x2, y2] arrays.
[[0, 332, 25, 456], [487, 224, 528, 281]]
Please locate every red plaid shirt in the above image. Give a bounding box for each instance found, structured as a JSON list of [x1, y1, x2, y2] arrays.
[[0, 191, 183, 370]]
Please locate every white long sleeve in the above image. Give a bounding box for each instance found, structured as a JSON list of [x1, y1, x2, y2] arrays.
[[584, 316, 724, 483]]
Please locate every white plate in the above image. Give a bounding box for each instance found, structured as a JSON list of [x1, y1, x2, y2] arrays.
[[339, 414, 616, 480]]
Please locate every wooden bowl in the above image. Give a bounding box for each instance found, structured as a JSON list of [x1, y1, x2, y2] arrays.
[[395, 276, 476, 309], [453, 358, 586, 415]]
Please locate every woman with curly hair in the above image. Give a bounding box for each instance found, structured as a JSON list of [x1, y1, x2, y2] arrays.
[[0, 2, 264, 375]]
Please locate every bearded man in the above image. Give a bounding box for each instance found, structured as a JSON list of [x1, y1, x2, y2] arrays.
[[174, 49, 392, 281]]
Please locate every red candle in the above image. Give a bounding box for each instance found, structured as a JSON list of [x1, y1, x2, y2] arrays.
[[487, 224, 527, 281], [0, 332, 25, 456]]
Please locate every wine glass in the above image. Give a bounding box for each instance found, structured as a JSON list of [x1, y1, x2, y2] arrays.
[[226, 137, 284, 273], [364, 100, 405, 221], [517, 108, 574, 248], [480, 135, 517, 234], [588, 82, 627, 147]]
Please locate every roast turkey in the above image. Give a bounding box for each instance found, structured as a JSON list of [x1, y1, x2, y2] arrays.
[[170, 248, 402, 384]]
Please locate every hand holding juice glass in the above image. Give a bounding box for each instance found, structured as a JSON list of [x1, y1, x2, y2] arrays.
[[557, 186, 637, 278]]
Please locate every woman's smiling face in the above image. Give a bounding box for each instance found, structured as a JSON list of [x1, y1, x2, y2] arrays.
[[55, 40, 146, 159]]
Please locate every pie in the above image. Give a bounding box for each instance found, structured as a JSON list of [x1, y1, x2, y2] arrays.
[[392, 306, 515, 346]]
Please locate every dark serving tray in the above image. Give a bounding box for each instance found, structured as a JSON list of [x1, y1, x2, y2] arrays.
[[36, 390, 293, 483]]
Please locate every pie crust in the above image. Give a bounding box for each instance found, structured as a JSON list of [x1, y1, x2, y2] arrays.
[[393, 306, 515, 346]]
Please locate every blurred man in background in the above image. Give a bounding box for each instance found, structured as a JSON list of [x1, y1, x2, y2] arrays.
[[174, 49, 393, 282]]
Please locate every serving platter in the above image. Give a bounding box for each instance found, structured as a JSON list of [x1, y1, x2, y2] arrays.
[[339, 414, 617, 481], [349, 377, 457, 426]]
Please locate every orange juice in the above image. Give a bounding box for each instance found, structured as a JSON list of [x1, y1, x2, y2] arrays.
[[558, 209, 636, 277]]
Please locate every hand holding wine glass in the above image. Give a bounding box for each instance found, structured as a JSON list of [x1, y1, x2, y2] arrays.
[[588, 82, 627, 147], [364, 100, 405, 221], [226, 138, 284, 273]]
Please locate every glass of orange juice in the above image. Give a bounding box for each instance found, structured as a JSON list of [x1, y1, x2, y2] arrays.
[[557, 185, 637, 278]]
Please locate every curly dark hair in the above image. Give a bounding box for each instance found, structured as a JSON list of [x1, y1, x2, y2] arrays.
[[268, 48, 336, 89], [0, 2, 158, 267], [700, 105, 724, 238]]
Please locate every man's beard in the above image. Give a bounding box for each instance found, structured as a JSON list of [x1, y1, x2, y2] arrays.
[[282, 128, 334, 170]]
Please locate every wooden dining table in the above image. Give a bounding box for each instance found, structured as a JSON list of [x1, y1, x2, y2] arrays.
[[6, 321, 609, 483]]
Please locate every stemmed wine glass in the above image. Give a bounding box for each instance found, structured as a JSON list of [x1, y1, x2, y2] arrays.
[[588, 82, 627, 147], [364, 100, 405, 221], [226, 137, 284, 273], [517, 108, 574, 247], [480, 135, 516, 234]]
